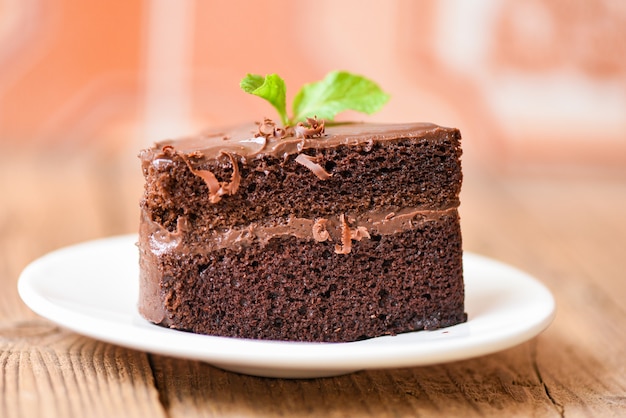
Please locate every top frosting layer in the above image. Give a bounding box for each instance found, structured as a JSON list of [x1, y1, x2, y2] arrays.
[[141, 122, 446, 162]]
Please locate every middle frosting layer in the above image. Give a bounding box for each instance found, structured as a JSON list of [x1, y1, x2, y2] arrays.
[[141, 206, 458, 256]]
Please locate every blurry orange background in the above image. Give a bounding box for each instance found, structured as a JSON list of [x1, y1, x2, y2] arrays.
[[1, 0, 625, 171]]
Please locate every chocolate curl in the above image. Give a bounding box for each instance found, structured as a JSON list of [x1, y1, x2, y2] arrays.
[[196, 170, 222, 204], [294, 116, 325, 139], [351, 226, 371, 241], [334, 214, 353, 255], [216, 152, 241, 198], [180, 151, 241, 204], [334, 215, 371, 254], [295, 153, 332, 180], [256, 118, 288, 140], [312, 218, 332, 242]]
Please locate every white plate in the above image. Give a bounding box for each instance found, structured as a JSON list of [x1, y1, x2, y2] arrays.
[[18, 235, 555, 379]]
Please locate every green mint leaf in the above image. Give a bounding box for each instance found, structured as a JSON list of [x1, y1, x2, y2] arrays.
[[291, 71, 389, 124], [240, 73, 288, 125]]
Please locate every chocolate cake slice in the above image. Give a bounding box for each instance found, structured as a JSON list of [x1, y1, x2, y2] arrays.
[[138, 121, 466, 342]]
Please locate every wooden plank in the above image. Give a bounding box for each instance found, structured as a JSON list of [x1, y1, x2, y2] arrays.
[[0, 153, 163, 418], [0, 328, 165, 418], [146, 343, 561, 417], [462, 171, 626, 417]]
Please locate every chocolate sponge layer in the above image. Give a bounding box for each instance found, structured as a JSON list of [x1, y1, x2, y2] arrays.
[[143, 211, 465, 342]]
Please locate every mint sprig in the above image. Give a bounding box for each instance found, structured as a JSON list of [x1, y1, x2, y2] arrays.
[[240, 71, 389, 126], [240, 73, 288, 125]]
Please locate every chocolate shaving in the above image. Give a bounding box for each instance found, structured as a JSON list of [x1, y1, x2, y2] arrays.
[[351, 226, 371, 241], [295, 153, 332, 180], [294, 116, 325, 139], [312, 219, 331, 242], [180, 151, 241, 204], [161, 145, 175, 154], [255, 118, 288, 140], [216, 152, 241, 198], [334, 214, 353, 255], [200, 171, 222, 203], [334, 215, 371, 254]]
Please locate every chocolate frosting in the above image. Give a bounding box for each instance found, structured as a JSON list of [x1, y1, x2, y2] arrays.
[[140, 206, 457, 256], [139, 122, 446, 163]]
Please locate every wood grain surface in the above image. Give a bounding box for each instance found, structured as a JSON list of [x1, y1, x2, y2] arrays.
[[1, 150, 625, 417]]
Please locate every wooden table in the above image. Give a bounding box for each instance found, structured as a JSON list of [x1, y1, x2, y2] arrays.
[[1, 149, 625, 417]]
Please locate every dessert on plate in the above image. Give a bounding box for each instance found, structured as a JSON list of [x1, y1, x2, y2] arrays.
[[138, 72, 466, 342]]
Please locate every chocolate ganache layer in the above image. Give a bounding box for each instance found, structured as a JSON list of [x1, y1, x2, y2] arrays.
[[138, 121, 465, 342]]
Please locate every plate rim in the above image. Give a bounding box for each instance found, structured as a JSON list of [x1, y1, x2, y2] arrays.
[[17, 234, 556, 377]]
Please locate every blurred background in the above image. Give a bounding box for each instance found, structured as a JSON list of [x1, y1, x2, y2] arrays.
[[1, 0, 624, 172]]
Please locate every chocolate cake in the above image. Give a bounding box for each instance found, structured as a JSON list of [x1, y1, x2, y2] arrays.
[[138, 120, 466, 342]]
